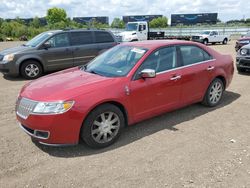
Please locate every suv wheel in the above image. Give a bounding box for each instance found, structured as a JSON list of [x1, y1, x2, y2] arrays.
[[237, 67, 245, 73], [202, 78, 224, 107], [81, 104, 125, 148], [20, 60, 42, 79]]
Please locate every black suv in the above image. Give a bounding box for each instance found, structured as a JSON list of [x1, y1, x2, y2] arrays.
[[0, 29, 118, 79], [236, 44, 250, 72]]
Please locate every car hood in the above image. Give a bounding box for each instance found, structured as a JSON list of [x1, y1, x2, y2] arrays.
[[0, 45, 32, 55], [20, 67, 117, 101]]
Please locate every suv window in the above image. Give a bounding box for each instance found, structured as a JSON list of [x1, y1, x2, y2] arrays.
[[135, 46, 177, 78], [179, 45, 212, 66], [70, 31, 93, 45], [47, 33, 70, 48], [95, 31, 114, 43]]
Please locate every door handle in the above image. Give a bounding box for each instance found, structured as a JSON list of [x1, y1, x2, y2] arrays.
[[207, 66, 215, 71], [170, 75, 182, 81]]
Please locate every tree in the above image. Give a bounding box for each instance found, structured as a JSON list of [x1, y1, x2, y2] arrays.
[[46, 7, 67, 25], [111, 18, 125, 28], [30, 16, 41, 28], [149, 16, 168, 28]]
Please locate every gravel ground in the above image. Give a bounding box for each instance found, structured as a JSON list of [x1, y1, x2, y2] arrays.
[[0, 41, 249, 188]]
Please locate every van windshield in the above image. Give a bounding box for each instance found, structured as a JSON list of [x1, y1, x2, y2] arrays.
[[125, 23, 138, 31], [25, 32, 53, 47]]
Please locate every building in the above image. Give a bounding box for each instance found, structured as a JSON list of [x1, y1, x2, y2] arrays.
[[171, 13, 218, 26], [73, 17, 109, 25], [122, 15, 163, 23]]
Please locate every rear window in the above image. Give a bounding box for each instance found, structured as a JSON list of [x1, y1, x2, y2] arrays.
[[70, 31, 93, 45], [95, 31, 114, 43]]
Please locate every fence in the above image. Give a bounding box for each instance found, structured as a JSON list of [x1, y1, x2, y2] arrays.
[[110, 26, 250, 37]]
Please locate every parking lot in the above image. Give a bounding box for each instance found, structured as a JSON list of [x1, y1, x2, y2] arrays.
[[0, 41, 250, 188]]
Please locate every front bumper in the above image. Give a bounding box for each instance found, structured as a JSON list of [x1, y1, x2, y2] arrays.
[[191, 38, 204, 43], [16, 109, 84, 145], [236, 57, 250, 69], [0, 61, 19, 76]]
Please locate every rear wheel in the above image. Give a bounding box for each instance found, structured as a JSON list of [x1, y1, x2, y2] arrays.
[[81, 104, 125, 148], [202, 78, 224, 107], [20, 60, 42, 79], [223, 38, 228, 45]]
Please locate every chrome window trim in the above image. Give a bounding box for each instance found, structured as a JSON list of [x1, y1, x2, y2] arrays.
[[156, 59, 215, 75]]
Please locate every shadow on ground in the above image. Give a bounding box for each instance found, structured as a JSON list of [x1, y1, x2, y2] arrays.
[[34, 90, 240, 158]]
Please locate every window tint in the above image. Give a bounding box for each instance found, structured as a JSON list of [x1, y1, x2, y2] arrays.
[[47, 33, 69, 48], [137, 46, 177, 74], [70, 31, 93, 45], [179, 45, 212, 66], [95, 31, 114, 43]]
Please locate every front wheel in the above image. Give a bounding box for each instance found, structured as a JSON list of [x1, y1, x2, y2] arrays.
[[237, 67, 245, 73], [81, 104, 125, 148], [203, 39, 208, 45], [20, 60, 43, 79], [202, 78, 224, 107]]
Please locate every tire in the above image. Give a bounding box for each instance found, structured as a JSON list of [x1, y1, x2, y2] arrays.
[[223, 38, 228, 45], [202, 78, 224, 107], [237, 67, 245, 73], [20, 60, 43, 79], [81, 104, 125, 148], [203, 39, 208, 45]]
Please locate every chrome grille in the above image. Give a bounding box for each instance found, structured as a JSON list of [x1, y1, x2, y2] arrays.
[[16, 98, 37, 119]]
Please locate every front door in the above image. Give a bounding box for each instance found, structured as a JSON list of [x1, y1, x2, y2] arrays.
[[129, 46, 182, 122], [41, 33, 74, 71]]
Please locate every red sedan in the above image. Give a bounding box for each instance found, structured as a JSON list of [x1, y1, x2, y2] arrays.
[[16, 40, 234, 148]]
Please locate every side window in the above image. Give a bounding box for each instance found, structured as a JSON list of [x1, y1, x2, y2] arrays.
[[143, 25, 146, 30], [136, 46, 177, 74], [179, 45, 212, 66], [70, 32, 93, 45], [95, 31, 114, 43], [214, 31, 218, 35], [47, 33, 69, 48]]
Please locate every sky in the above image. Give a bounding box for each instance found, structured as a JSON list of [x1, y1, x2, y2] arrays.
[[0, 0, 250, 23]]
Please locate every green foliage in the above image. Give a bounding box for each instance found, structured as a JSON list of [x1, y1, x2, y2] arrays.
[[46, 7, 67, 25], [30, 16, 41, 28], [111, 18, 125, 28], [149, 16, 168, 28]]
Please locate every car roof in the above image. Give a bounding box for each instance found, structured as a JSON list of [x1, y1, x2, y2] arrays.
[[120, 40, 201, 50]]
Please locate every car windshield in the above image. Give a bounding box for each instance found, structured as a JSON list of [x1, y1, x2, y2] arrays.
[[84, 45, 148, 77], [25, 32, 53, 47], [200, 31, 210, 35], [125, 23, 138, 31]]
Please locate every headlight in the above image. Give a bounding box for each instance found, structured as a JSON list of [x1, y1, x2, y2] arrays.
[[33, 101, 74, 114], [3, 54, 15, 62], [240, 48, 248, 55]]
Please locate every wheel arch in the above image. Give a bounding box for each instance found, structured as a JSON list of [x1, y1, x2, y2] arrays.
[[19, 58, 45, 75]]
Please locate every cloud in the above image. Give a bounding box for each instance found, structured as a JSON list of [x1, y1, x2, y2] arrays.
[[0, 0, 249, 22]]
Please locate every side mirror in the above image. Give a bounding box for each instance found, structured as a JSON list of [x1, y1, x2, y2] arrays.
[[140, 69, 156, 79], [43, 42, 51, 49]]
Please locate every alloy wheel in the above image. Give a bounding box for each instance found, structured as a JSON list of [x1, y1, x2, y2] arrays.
[[91, 112, 120, 144], [25, 64, 40, 78], [209, 81, 223, 104]]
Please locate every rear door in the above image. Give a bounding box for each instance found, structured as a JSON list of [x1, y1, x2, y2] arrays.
[[94, 31, 117, 55], [41, 32, 74, 71], [70, 31, 98, 67], [178, 45, 215, 105]]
